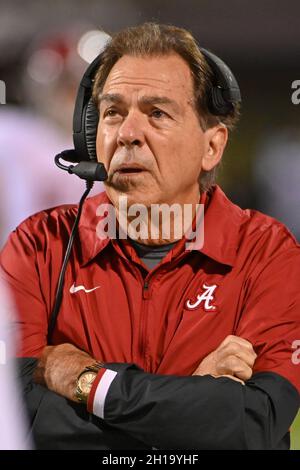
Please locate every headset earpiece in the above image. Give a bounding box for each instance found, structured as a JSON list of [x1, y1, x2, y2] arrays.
[[85, 98, 99, 161], [210, 87, 233, 115], [71, 55, 103, 163], [200, 48, 241, 116]]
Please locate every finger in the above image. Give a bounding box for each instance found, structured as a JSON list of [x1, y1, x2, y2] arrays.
[[220, 335, 256, 353], [218, 336, 257, 363], [217, 355, 253, 381], [217, 342, 257, 368]]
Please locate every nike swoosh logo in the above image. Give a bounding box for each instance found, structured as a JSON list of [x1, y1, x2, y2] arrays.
[[69, 284, 100, 294]]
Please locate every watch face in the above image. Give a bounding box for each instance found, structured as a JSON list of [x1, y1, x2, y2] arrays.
[[79, 371, 97, 394]]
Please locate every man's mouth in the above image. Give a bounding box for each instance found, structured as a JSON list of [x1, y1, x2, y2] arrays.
[[114, 164, 147, 175], [117, 168, 143, 174]]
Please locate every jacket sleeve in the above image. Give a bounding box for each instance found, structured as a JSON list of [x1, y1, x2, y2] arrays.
[[236, 242, 300, 392], [17, 357, 150, 450], [88, 363, 299, 450], [0, 225, 49, 357]]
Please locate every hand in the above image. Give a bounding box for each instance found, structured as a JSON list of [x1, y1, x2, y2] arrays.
[[192, 335, 257, 384], [33, 343, 96, 402]]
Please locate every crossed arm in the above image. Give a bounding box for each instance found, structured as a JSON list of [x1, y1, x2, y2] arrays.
[[34, 335, 256, 400], [30, 336, 299, 450]]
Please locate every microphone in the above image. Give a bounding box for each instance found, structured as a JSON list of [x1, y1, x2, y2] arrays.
[[54, 150, 108, 182]]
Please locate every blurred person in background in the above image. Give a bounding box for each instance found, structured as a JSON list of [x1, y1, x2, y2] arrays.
[[0, 276, 29, 449], [254, 128, 300, 241], [0, 27, 105, 247]]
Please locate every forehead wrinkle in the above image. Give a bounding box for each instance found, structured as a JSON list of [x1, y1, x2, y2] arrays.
[[103, 80, 172, 93], [106, 72, 170, 85]]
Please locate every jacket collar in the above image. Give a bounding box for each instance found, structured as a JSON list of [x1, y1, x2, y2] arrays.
[[78, 185, 244, 267], [198, 185, 244, 266]]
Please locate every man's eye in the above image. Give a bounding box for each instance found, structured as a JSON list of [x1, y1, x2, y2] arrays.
[[151, 109, 166, 119], [104, 109, 119, 118]]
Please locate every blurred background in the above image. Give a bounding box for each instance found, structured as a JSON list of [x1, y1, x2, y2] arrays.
[[0, 0, 299, 448]]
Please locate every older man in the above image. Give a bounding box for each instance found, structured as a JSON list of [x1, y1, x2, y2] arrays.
[[1, 23, 299, 450]]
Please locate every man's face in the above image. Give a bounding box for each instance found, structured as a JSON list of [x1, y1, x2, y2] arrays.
[[96, 53, 224, 208]]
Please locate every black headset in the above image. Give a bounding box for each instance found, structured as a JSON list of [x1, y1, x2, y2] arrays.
[[48, 47, 241, 342]]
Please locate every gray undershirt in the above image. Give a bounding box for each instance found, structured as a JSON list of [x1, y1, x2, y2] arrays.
[[129, 238, 178, 270]]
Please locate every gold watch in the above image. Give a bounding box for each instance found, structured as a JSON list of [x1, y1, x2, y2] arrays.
[[75, 361, 103, 404]]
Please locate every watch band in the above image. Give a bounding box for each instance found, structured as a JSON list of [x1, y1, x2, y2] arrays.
[[78, 361, 103, 376]]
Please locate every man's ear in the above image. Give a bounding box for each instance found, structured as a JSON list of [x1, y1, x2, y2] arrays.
[[201, 125, 228, 172]]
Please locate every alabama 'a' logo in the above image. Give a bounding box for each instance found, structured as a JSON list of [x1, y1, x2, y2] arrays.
[[185, 283, 217, 311]]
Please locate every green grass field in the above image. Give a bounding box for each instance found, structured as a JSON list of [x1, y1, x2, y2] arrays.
[[291, 410, 300, 450]]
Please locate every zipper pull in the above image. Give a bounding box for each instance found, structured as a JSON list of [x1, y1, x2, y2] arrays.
[[143, 280, 150, 299]]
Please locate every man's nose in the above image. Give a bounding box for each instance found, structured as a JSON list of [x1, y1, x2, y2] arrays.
[[117, 111, 145, 147]]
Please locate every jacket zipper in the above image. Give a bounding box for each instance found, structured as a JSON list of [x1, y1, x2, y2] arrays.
[[140, 278, 152, 370], [139, 258, 184, 370], [143, 280, 150, 299]]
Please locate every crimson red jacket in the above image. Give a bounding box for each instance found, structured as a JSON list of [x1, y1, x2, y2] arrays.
[[1, 185, 300, 449]]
